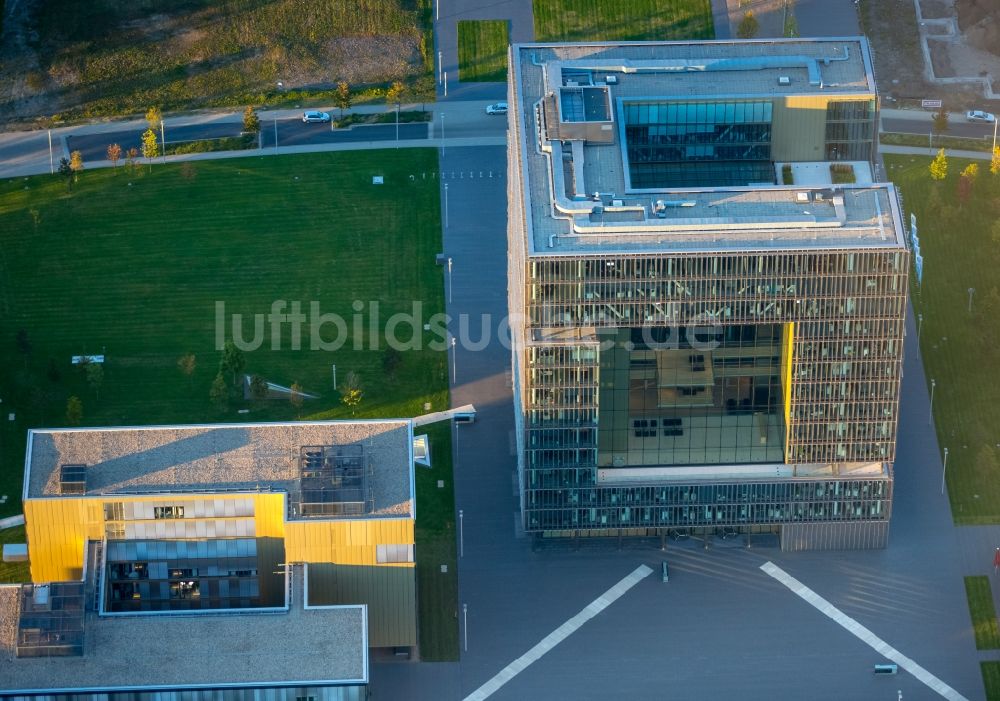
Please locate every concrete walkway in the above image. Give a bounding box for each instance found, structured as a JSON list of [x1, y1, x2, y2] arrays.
[[434, 0, 534, 102]]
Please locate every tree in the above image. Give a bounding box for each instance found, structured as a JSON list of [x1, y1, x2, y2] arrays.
[[126, 147, 139, 172], [66, 396, 83, 426], [177, 352, 196, 388], [341, 371, 363, 415], [737, 11, 759, 38], [250, 375, 269, 404], [929, 148, 948, 180], [931, 109, 949, 141], [141, 129, 159, 167], [386, 80, 404, 108], [58, 157, 73, 189], [86, 362, 104, 400], [335, 82, 352, 119], [220, 340, 246, 385], [290, 381, 304, 417], [107, 143, 122, 169], [146, 106, 162, 131], [69, 150, 84, 182], [242, 106, 260, 135], [210, 372, 229, 412], [991, 146, 1000, 176], [958, 162, 979, 204]]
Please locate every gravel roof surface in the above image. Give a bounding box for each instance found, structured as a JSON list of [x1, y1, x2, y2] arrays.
[[0, 570, 366, 693], [27, 421, 413, 517]]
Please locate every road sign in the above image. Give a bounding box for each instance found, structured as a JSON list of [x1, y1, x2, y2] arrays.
[[921, 99, 943, 109]]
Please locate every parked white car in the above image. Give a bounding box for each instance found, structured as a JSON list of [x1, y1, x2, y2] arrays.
[[485, 102, 508, 115], [302, 111, 331, 123], [966, 110, 996, 123]]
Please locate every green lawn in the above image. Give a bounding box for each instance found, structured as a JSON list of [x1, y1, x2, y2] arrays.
[[414, 421, 459, 660], [0, 150, 448, 519], [965, 576, 1000, 649], [533, 0, 714, 41], [457, 20, 510, 83], [882, 132, 993, 153], [0, 525, 30, 584], [984, 661, 1000, 701], [885, 155, 1000, 523]]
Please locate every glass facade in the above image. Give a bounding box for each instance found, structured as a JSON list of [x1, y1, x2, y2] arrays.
[[624, 100, 774, 187], [514, 249, 907, 533], [825, 100, 876, 161]]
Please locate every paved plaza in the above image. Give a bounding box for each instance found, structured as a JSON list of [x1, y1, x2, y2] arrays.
[[369, 146, 997, 700]]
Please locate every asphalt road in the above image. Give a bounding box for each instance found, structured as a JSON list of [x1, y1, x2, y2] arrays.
[[64, 118, 432, 162], [883, 116, 997, 140]]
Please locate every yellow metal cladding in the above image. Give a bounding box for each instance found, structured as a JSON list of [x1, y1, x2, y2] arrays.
[[24, 491, 412, 583], [781, 321, 795, 462], [24, 493, 287, 583], [284, 518, 415, 567]]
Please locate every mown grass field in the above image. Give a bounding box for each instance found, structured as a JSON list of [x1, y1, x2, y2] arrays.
[[984, 661, 1000, 701], [885, 154, 1000, 523], [0, 149, 448, 519], [414, 421, 459, 660], [533, 0, 714, 41], [0, 525, 30, 584], [965, 576, 1000, 649], [4, 0, 435, 123], [457, 20, 510, 83]]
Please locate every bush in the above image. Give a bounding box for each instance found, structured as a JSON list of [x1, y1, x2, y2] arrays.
[[829, 163, 856, 184], [165, 135, 256, 156]]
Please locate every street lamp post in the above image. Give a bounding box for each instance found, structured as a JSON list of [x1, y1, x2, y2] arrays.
[[968, 287, 976, 314], [917, 313, 923, 345], [447, 257, 453, 304], [459, 509, 464, 557], [441, 112, 446, 157], [462, 603, 468, 652], [941, 447, 949, 495], [274, 118, 278, 153], [929, 379, 936, 425], [395, 102, 400, 148], [444, 183, 450, 228], [450, 336, 457, 383]]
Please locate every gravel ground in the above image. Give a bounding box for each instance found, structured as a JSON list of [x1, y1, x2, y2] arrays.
[[28, 421, 413, 517]]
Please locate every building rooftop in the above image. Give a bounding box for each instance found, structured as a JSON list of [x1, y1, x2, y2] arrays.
[[511, 39, 906, 256], [0, 566, 367, 694], [25, 421, 414, 519]]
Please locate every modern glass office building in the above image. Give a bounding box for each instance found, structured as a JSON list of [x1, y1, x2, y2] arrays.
[[507, 39, 908, 550]]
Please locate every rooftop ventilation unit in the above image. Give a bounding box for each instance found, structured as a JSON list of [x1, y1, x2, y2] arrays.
[[605, 75, 618, 84], [59, 464, 87, 495], [778, 76, 791, 86], [796, 192, 811, 203]]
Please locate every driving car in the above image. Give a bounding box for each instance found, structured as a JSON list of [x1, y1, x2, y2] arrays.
[[485, 102, 508, 115], [302, 111, 331, 123], [966, 110, 996, 123]]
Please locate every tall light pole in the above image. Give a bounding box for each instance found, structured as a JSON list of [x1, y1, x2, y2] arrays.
[[929, 379, 936, 425], [160, 119, 166, 163], [444, 183, 450, 228], [917, 313, 923, 345], [441, 112, 446, 157], [941, 447, 949, 495], [450, 336, 457, 383], [395, 101, 400, 148], [274, 118, 278, 153], [447, 256, 453, 304], [459, 509, 464, 557], [968, 287, 975, 314], [48, 130, 54, 174], [462, 603, 468, 652]]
